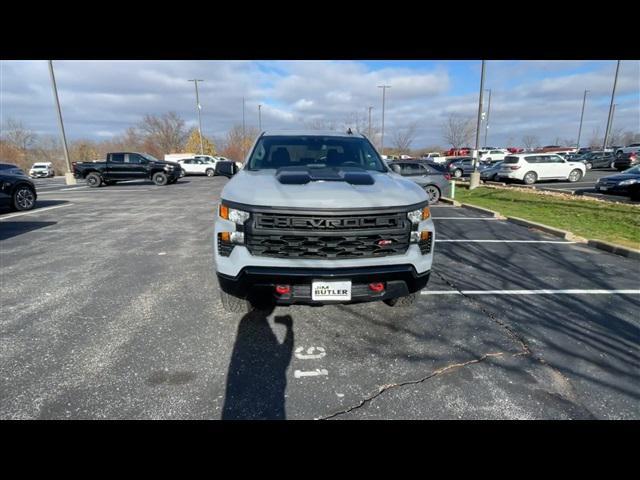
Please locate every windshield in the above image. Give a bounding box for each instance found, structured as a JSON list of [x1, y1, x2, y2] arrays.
[[32, 164, 48, 168], [141, 153, 159, 162], [624, 165, 640, 174], [247, 135, 386, 172]]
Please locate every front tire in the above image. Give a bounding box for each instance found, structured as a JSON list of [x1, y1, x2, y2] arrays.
[[152, 172, 168, 186], [568, 169, 583, 182], [206, 168, 215, 177], [453, 169, 463, 178], [13, 185, 36, 211], [86, 172, 103, 188], [424, 185, 441, 204], [523, 171, 537, 185], [585, 162, 592, 170]]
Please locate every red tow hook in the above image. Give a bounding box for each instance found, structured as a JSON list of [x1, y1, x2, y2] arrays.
[[368, 282, 385, 293], [275, 285, 291, 295]]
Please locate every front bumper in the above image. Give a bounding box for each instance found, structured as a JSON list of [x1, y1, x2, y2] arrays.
[[217, 265, 430, 305]]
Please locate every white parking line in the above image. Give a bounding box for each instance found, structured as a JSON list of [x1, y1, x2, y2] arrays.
[[422, 289, 640, 295], [0, 203, 73, 220], [435, 239, 576, 244]]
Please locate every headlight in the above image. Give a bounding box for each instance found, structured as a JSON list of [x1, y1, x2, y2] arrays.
[[218, 203, 250, 224], [619, 179, 639, 186], [164, 165, 175, 171], [407, 206, 430, 224]]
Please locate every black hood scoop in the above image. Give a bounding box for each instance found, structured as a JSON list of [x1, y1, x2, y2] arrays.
[[275, 166, 375, 185]]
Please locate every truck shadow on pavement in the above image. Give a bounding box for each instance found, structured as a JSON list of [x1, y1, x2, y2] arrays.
[[0, 221, 57, 241], [222, 308, 294, 420]]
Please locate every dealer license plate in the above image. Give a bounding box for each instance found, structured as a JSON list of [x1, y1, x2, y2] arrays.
[[312, 280, 352, 301]]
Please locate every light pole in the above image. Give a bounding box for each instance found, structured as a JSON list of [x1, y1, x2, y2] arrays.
[[470, 60, 486, 190], [258, 104, 262, 131], [602, 60, 621, 153], [242, 96, 246, 159], [47, 60, 75, 185], [483, 88, 492, 148], [368, 106, 373, 139], [378, 85, 391, 154], [188, 79, 205, 155], [576, 89, 589, 151]]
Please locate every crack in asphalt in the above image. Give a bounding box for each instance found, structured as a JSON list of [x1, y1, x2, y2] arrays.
[[432, 270, 532, 356], [319, 269, 594, 420], [318, 352, 506, 420]]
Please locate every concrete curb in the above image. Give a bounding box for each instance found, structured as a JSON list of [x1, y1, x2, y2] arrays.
[[505, 216, 577, 241], [459, 203, 504, 218], [439, 197, 461, 206], [587, 240, 640, 260], [484, 180, 507, 186]]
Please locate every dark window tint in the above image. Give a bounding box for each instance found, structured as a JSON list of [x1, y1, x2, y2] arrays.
[[126, 154, 142, 164], [110, 153, 124, 163], [524, 155, 539, 164], [247, 136, 385, 171]]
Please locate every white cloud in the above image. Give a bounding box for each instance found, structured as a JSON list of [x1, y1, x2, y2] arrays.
[[1, 60, 638, 149]]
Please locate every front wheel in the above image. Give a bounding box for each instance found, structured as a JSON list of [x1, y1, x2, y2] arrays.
[[152, 172, 168, 186], [206, 168, 215, 177], [523, 171, 537, 185], [86, 172, 103, 188], [568, 169, 583, 183], [424, 185, 441, 204], [453, 169, 463, 178], [585, 162, 592, 170], [13, 185, 36, 211]]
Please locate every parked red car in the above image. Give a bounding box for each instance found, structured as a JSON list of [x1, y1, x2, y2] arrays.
[[506, 147, 524, 153], [444, 147, 472, 156]]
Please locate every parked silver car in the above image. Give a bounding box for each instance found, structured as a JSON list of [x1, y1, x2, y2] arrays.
[[480, 161, 503, 181], [388, 160, 451, 204]]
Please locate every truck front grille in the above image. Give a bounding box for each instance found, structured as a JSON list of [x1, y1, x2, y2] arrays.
[[246, 210, 411, 259]]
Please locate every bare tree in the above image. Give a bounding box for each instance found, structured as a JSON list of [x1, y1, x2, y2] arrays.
[[441, 115, 475, 149], [588, 127, 602, 148], [608, 127, 625, 146], [2, 118, 37, 152], [137, 112, 188, 158], [522, 135, 539, 150], [303, 118, 338, 131], [219, 125, 260, 162], [621, 130, 640, 146], [391, 122, 419, 155]]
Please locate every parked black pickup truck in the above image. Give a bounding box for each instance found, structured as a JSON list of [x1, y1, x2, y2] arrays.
[[72, 152, 182, 187]]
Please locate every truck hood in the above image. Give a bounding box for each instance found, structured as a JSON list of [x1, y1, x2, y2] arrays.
[[221, 169, 429, 209]]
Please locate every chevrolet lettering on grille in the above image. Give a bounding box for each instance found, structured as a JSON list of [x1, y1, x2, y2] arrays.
[[256, 214, 402, 230]]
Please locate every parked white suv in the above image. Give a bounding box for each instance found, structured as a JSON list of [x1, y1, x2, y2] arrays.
[[497, 153, 586, 185], [29, 162, 55, 178], [177, 157, 217, 176], [479, 149, 509, 162]]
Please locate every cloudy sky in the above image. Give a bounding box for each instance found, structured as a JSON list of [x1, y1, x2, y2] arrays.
[[1, 60, 638, 147]]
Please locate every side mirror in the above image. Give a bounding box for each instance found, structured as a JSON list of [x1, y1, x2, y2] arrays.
[[215, 161, 238, 178], [390, 164, 402, 174]]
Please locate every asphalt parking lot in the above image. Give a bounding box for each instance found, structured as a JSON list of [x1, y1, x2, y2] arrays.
[[1, 176, 639, 419]]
